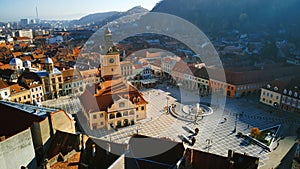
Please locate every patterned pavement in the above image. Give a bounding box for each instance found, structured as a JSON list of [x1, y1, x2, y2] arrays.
[[41, 85, 300, 168]]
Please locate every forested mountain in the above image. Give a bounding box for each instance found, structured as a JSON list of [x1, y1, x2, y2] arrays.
[[152, 0, 300, 37]]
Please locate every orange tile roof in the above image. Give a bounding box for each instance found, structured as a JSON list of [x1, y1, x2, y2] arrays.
[[12, 52, 23, 57], [0, 79, 8, 89], [16, 37, 31, 40], [0, 64, 10, 70], [50, 152, 80, 169], [10, 84, 29, 95], [62, 69, 83, 83], [80, 75, 147, 113]]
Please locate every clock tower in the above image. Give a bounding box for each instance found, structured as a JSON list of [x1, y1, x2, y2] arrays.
[[100, 24, 120, 78]]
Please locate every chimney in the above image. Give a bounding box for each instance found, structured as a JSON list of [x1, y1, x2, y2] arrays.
[[227, 149, 234, 158], [46, 112, 54, 137]]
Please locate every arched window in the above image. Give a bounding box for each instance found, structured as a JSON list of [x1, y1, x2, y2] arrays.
[[267, 84, 271, 89], [294, 92, 298, 98], [129, 111, 134, 115], [116, 112, 122, 118], [283, 89, 287, 94], [274, 86, 278, 91], [109, 114, 115, 119], [289, 90, 293, 96], [123, 111, 128, 116]]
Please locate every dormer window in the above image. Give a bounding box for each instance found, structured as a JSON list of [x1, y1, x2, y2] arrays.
[[12, 89, 16, 93], [274, 86, 278, 91], [289, 90, 293, 96], [294, 92, 298, 97], [266, 84, 271, 89], [283, 89, 287, 94]]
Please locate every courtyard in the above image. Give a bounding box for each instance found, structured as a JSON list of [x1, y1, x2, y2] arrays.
[[43, 83, 300, 169]]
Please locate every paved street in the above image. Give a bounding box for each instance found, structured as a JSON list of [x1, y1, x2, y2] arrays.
[[41, 84, 300, 168], [41, 95, 81, 115]]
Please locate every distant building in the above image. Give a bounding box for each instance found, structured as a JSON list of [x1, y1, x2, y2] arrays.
[[209, 64, 300, 98], [120, 61, 133, 78], [36, 57, 63, 100], [171, 61, 210, 94], [62, 68, 84, 95], [260, 77, 300, 113], [16, 29, 33, 39], [20, 19, 29, 27]]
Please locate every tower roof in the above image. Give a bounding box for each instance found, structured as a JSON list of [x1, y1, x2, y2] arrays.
[[9, 57, 22, 66], [24, 60, 31, 68], [45, 57, 53, 64]]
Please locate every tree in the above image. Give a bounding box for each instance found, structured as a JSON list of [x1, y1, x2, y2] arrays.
[[250, 128, 261, 138]]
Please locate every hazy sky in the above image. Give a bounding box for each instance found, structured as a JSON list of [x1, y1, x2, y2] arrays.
[[0, 0, 161, 22]]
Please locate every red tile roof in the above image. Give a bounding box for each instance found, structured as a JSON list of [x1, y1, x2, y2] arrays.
[[47, 130, 80, 160], [0, 79, 8, 89], [208, 64, 300, 85], [79, 76, 147, 113]]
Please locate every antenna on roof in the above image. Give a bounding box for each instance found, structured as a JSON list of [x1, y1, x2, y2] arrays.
[[35, 0, 39, 21]]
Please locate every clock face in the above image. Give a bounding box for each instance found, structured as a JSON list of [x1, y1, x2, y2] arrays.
[[109, 58, 114, 63]]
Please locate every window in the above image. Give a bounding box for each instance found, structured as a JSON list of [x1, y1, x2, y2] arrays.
[[24, 96, 26, 99], [269, 100, 272, 104], [4, 92, 7, 96], [136, 107, 139, 111], [31, 89, 34, 92], [93, 115, 97, 119], [119, 102, 125, 108], [263, 91, 266, 96], [276, 96, 279, 100], [136, 115, 139, 118], [39, 86, 42, 90], [28, 95, 30, 98], [123, 111, 128, 116], [109, 114, 115, 119], [100, 122, 104, 126], [270, 94, 273, 98], [129, 111, 134, 115], [100, 113, 103, 118], [36, 88, 38, 91], [33, 95, 35, 98], [141, 106, 144, 110]]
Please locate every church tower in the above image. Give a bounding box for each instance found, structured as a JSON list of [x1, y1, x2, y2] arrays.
[[45, 57, 54, 74]]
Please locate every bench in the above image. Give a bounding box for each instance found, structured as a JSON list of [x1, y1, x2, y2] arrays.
[[181, 134, 192, 144], [186, 126, 195, 134]]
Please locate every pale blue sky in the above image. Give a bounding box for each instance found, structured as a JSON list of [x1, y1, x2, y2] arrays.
[[0, 0, 161, 22]]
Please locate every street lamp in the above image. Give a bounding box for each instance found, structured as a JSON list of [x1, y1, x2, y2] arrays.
[[233, 113, 240, 133], [166, 96, 170, 114]]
